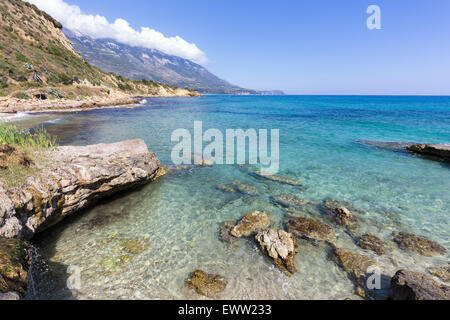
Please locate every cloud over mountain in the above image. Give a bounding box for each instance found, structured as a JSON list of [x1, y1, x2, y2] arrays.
[[25, 0, 207, 64]]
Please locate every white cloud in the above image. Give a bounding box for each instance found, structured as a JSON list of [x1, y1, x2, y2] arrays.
[[25, 0, 207, 64]]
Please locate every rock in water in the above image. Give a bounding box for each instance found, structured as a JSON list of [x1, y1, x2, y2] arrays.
[[324, 202, 358, 228], [428, 265, 450, 283], [0, 237, 31, 299], [393, 232, 446, 257], [390, 270, 450, 300], [253, 171, 304, 187], [271, 194, 313, 208], [332, 247, 377, 298], [287, 216, 336, 244], [186, 270, 227, 298], [0, 139, 163, 239], [231, 211, 272, 238], [219, 220, 238, 243], [255, 229, 299, 275], [358, 234, 386, 255], [406, 144, 450, 162]]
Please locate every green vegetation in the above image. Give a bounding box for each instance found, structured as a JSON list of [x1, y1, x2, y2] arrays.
[[0, 123, 57, 187], [0, 123, 57, 149]]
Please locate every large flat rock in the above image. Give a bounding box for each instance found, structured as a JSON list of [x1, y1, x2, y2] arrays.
[[0, 139, 163, 239]]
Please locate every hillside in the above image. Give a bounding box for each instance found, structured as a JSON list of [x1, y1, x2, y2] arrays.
[[64, 30, 284, 95], [0, 0, 199, 110]]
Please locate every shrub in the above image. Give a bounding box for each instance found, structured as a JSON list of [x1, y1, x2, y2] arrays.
[[15, 52, 29, 63]]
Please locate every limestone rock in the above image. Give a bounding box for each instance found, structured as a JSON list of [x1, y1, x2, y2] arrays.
[[186, 270, 227, 298], [428, 265, 450, 283], [358, 234, 386, 255], [393, 232, 446, 257], [287, 216, 336, 243], [0, 237, 31, 298], [390, 270, 450, 300], [231, 211, 271, 238], [0, 139, 163, 239], [255, 229, 299, 275]]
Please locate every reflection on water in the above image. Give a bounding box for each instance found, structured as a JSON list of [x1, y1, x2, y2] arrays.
[[17, 96, 449, 300]]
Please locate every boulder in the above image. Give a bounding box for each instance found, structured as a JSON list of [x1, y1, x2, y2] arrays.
[[358, 234, 386, 255], [231, 211, 272, 238], [0, 140, 163, 239], [390, 270, 450, 300], [255, 229, 299, 275], [428, 265, 450, 283], [186, 270, 227, 298], [406, 144, 450, 162], [333, 247, 377, 298], [0, 237, 31, 299], [215, 180, 258, 195], [393, 232, 446, 257], [287, 216, 336, 244]]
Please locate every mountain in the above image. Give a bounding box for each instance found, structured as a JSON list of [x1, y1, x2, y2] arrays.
[[0, 0, 198, 100], [64, 30, 284, 95]]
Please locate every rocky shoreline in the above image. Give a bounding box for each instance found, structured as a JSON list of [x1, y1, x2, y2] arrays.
[[0, 139, 165, 299]]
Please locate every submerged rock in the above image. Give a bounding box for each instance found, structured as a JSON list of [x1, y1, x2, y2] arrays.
[[406, 144, 450, 162], [0, 237, 31, 299], [428, 265, 450, 283], [253, 171, 304, 187], [332, 247, 377, 298], [393, 232, 446, 257], [186, 270, 227, 298], [120, 238, 150, 255], [216, 180, 259, 196], [287, 216, 336, 244], [390, 270, 450, 300], [358, 234, 386, 255], [0, 140, 163, 239], [219, 220, 238, 244], [231, 211, 271, 238], [255, 229, 299, 275], [271, 194, 314, 208]]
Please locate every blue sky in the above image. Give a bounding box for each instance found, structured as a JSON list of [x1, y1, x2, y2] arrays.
[[60, 0, 450, 94]]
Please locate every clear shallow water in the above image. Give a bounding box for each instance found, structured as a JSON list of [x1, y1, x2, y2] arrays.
[[25, 95, 450, 300]]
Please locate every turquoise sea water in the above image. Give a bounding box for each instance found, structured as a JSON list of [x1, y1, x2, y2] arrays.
[[26, 95, 450, 300]]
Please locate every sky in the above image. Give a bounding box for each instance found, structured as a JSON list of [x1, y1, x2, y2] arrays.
[[28, 0, 450, 95]]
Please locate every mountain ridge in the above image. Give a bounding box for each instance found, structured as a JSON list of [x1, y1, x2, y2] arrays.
[[64, 29, 284, 95]]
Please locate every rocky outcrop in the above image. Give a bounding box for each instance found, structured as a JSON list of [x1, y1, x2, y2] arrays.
[[253, 171, 304, 187], [358, 234, 386, 255], [231, 211, 272, 238], [390, 270, 450, 300], [255, 229, 299, 275], [406, 144, 450, 162], [216, 180, 258, 196], [0, 237, 31, 299], [0, 139, 163, 239], [287, 216, 336, 244], [332, 247, 377, 298], [186, 270, 227, 298], [393, 232, 446, 257]]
